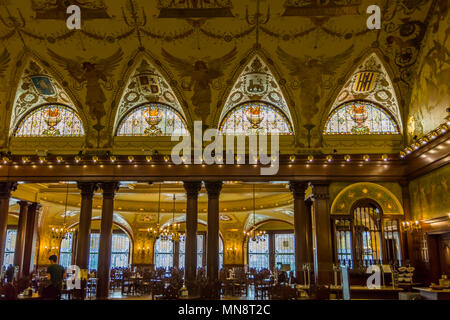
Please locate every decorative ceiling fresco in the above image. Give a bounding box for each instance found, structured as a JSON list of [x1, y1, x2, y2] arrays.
[[217, 54, 294, 130], [409, 164, 450, 221], [113, 55, 189, 134], [325, 53, 402, 132], [330, 182, 404, 216], [408, 0, 449, 143], [8, 58, 82, 135], [0, 0, 445, 153]]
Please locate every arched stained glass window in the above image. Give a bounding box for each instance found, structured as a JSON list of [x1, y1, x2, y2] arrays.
[[324, 100, 399, 135], [219, 102, 293, 135], [15, 104, 84, 137], [117, 103, 188, 136]]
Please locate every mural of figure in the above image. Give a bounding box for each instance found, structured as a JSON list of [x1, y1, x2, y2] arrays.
[[0, 48, 10, 78], [276, 45, 354, 122], [47, 48, 123, 126], [162, 47, 237, 124]]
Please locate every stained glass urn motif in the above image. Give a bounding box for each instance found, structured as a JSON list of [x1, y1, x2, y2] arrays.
[[43, 107, 62, 136], [245, 105, 264, 129], [350, 103, 369, 134], [144, 106, 163, 136]]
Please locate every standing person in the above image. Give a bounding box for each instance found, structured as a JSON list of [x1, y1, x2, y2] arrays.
[[44, 255, 66, 300], [5, 264, 15, 283]]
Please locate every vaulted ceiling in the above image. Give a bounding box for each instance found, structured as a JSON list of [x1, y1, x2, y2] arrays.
[[0, 0, 447, 152]]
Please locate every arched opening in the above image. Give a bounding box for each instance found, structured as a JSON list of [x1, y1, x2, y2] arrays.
[[246, 220, 294, 272], [154, 234, 224, 271], [58, 222, 132, 270], [333, 198, 402, 268]]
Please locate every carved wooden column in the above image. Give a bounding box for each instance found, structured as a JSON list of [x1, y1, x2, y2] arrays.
[[96, 182, 119, 300], [289, 181, 311, 282], [75, 182, 98, 299], [310, 183, 333, 286], [0, 182, 17, 268], [305, 199, 314, 265], [184, 181, 202, 287], [205, 181, 222, 289], [14, 201, 30, 277], [22, 202, 40, 276]]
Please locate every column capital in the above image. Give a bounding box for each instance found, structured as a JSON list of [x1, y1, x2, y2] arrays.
[[27, 202, 42, 212], [0, 182, 18, 199], [289, 181, 308, 200], [77, 182, 99, 198], [205, 181, 222, 199], [310, 183, 329, 200], [99, 182, 120, 199], [17, 200, 31, 208], [184, 181, 202, 198]]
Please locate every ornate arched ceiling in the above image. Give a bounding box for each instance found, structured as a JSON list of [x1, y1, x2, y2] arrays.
[[0, 0, 442, 152], [330, 182, 404, 215]]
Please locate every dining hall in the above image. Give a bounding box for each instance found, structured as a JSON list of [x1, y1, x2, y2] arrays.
[[0, 0, 449, 302]]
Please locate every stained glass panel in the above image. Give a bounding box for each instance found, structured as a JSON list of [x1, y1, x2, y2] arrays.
[[220, 102, 293, 135], [117, 103, 188, 136], [59, 233, 73, 268], [88, 233, 100, 271], [274, 233, 295, 272], [248, 234, 269, 271], [87, 232, 130, 270], [111, 233, 130, 268], [324, 101, 399, 135], [2, 229, 17, 268], [179, 234, 205, 270], [15, 104, 84, 137], [154, 238, 174, 270]]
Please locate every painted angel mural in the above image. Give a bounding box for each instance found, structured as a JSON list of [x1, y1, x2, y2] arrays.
[[48, 48, 123, 126], [0, 48, 10, 78], [162, 47, 237, 123], [276, 45, 354, 122]]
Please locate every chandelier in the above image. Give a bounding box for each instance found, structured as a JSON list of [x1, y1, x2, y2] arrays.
[[145, 184, 163, 240], [52, 182, 75, 240], [159, 194, 183, 242], [243, 184, 267, 243]]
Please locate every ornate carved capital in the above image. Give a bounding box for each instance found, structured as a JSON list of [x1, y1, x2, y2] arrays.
[[77, 182, 99, 198], [289, 181, 308, 200], [205, 181, 223, 199], [310, 183, 329, 201], [27, 202, 42, 213], [0, 182, 18, 199], [99, 182, 120, 199], [184, 181, 202, 199], [17, 200, 31, 209]]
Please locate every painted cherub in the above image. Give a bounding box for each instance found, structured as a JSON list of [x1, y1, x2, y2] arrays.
[[162, 47, 237, 124], [48, 48, 123, 126]]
